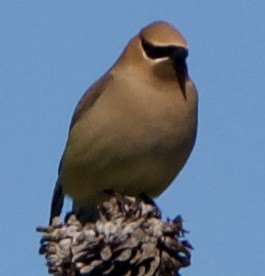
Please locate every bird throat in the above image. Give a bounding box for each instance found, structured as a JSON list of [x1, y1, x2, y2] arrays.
[[174, 61, 188, 99]]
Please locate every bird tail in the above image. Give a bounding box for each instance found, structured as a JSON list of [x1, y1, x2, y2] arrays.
[[49, 178, 64, 225]]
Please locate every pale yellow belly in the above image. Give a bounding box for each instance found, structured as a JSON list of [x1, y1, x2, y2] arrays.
[[61, 128, 194, 208]]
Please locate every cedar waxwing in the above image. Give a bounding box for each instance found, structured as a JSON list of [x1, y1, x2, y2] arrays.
[[49, 21, 198, 224]]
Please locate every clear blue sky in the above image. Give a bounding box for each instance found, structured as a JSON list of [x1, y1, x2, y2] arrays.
[[1, 1, 265, 275]]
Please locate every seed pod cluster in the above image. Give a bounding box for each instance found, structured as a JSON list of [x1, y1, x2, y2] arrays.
[[37, 195, 192, 275]]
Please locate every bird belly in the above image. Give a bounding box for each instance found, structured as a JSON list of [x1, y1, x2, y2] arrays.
[[60, 79, 197, 208], [61, 119, 195, 208]]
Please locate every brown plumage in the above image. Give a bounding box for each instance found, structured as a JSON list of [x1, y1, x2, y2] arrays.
[[49, 21, 198, 224]]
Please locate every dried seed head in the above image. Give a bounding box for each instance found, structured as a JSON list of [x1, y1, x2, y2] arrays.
[[37, 194, 192, 275]]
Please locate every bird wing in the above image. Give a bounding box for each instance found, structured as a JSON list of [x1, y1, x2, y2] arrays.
[[69, 73, 114, 130], [49, 73, 113, 224]]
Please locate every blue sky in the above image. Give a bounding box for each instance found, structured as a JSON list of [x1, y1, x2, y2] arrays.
[[1, 1, 265, 275]]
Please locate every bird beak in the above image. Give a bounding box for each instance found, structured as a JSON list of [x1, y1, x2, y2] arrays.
[[170, 47, 188, 98]]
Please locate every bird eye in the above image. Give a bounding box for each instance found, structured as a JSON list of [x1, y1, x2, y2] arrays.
[[141, 38, 177, 59]]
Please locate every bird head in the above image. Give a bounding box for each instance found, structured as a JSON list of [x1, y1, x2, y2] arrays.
[[118, 21, 189, 96]]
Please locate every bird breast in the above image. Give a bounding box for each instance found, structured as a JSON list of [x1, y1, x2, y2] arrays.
[[61, 71, 197, 202]]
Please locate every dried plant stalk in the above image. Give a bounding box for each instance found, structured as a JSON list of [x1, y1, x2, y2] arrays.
[[37, 194, 192, 275]]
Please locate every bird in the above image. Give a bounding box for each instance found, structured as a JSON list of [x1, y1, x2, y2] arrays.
[[49, 21, 198, 224]]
